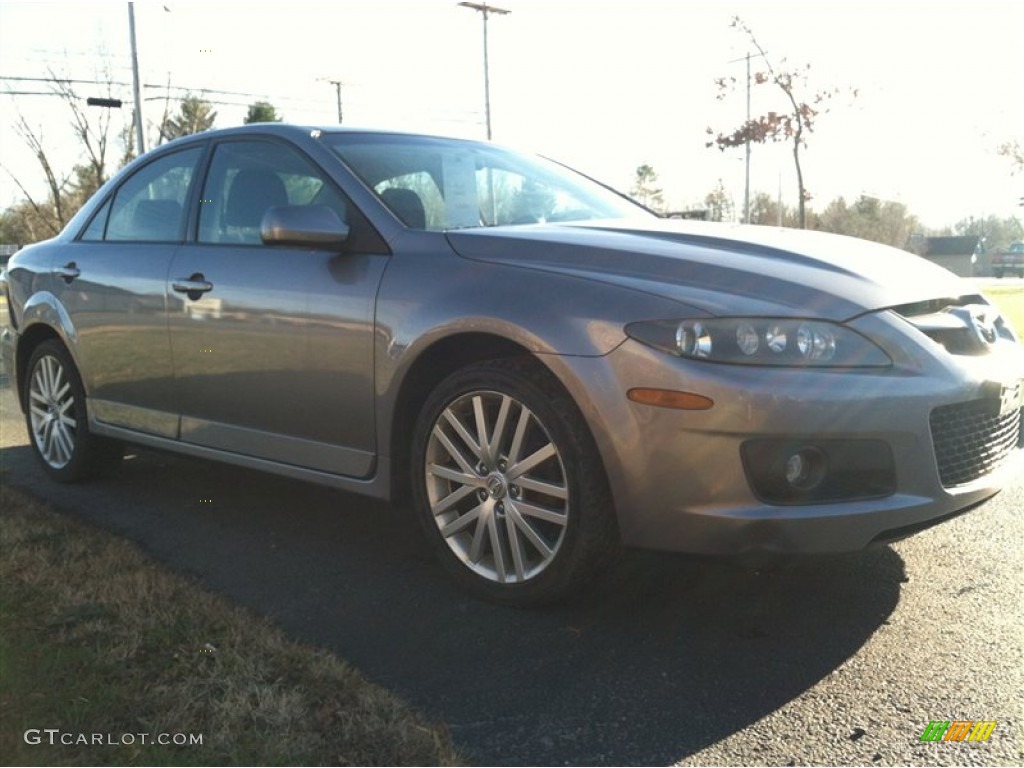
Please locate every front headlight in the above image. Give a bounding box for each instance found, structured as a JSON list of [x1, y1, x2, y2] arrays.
[[626, 318, 891, 367]]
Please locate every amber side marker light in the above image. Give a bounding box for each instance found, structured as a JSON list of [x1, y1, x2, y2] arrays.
[[627, 388, 715, 410]]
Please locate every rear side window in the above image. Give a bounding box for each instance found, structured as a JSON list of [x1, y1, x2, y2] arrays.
[[95, 148, 202, 242]]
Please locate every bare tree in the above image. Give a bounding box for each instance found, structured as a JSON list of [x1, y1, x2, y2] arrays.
[[7, 113, 73, 237], [2, 64, 128, 239], [706, 17, 851, 229]]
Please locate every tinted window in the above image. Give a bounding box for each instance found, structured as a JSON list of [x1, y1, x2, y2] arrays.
[[198, 140, 348, 245], [104, 148, 202, 242], [80, 198, 112, 241]]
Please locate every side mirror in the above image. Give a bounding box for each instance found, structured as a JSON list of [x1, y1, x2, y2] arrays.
[[261, 205, 350, 249]]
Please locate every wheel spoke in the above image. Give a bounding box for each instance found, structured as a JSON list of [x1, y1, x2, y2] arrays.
[[431, 423, 477, 475], [43, 421, 59, 463], [442, 409, 482, 462], [431, 483, 477, 515], [468, 509, 489, 562], [487, 513, 507, 583], [440, 503, 484, 537], [54, 380, 71, 406], [486, 395, 512, 466], [515, 475, 568, 500], [507, 442, 556, 480], [507, 407, 531, 466], [513, 499, 568, 526], [37, 359, 52, 397], [508, 505, 555, 558], [43, 358, 59, 398], [427, 463, 481, 488], [505, 512, 527, 581], [472, 395, 490, 463], [54, 423, 74, 464]]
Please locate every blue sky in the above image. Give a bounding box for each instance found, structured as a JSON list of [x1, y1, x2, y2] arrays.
[[1, 0, 1021, 228]]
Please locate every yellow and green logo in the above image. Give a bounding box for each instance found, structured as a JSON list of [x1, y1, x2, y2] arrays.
[[920, 720, 997, 742]]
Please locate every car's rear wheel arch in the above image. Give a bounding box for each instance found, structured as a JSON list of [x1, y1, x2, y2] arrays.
[[16, 323, 66, 406]]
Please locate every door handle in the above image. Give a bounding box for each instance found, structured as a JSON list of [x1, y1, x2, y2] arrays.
[[172, 273, 213, 301], [52, 262, 80, 283]]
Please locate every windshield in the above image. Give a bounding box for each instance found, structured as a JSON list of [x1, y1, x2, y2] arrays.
[[324, 133, 651, 230]]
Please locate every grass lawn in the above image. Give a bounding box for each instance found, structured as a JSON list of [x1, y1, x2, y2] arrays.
[[0, 484, 462, 767], [982, 283, 1024, 339]]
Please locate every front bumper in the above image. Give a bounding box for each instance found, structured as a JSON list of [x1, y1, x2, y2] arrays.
[[550, 311, 1024, 555]]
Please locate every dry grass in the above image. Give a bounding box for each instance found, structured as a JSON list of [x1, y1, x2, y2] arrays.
[[0, 484, 463, 766], [983, 283, 1024, 340]]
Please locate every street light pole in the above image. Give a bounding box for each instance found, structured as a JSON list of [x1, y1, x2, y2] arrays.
[[458, 2, 510, 140], [128, 2, 145, 155]]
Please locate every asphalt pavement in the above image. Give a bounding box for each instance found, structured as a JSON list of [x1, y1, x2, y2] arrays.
[[1, 380, 1021, 766]]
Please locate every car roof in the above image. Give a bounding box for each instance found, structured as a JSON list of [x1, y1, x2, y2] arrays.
[[159, 123, 485, 147]]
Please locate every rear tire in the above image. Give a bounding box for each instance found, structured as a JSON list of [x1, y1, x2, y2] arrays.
[[23, 340, 122, 482], [410, 358, 618, 605]]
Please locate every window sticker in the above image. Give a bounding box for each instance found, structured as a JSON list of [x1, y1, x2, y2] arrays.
[[442, 152, 479, 229]]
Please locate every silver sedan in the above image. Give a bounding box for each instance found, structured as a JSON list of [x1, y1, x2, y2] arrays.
[[3, 125, 1022, 604]]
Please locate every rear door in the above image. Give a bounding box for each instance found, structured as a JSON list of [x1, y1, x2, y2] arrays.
[[60, 145, 203, 438], [167, 137, 389, 476]]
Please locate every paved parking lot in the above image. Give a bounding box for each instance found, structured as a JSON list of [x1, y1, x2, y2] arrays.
[[1, 376, 1021, 765]]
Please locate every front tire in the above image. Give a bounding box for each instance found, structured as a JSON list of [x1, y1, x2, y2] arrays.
[[23, 340, 122, 482], [410, 359, 618, 605]]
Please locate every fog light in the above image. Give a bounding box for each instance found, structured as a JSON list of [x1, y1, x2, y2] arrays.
[[784, 448, 826, 489], [741, 439, 896, 505]]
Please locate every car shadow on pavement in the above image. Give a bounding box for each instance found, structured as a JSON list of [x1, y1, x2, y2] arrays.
[[3, 443, 905, 766]]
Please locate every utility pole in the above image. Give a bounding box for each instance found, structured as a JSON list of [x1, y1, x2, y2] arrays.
[[744, 52, 751, 224], [727, 49, 767, 224], [458, 2, 510, 140], [330, 80, 343, 123], [319, 78, 344, 123], [128, 2, 145, 154]]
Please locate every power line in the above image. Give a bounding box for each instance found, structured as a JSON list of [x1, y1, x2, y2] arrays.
[[0, 75, 133, 88], [1, 74, 333, 109]]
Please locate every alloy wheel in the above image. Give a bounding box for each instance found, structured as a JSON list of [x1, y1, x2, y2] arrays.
[[28, 353, 78, 469], [424, 389, 570, 584]]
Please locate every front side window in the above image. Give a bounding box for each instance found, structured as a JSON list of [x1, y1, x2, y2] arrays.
[[326, 134, 651, 231], [102, 147, 202, 242], [198, 140, 348, 245]]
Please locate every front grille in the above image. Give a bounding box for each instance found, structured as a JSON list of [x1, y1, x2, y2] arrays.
[[929, 400, 1020, 487]]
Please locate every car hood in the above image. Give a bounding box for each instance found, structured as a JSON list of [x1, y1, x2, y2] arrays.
[[445, 219, 970, 321]]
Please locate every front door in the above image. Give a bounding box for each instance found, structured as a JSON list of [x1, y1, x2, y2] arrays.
[[167, 138, 388, 476]]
